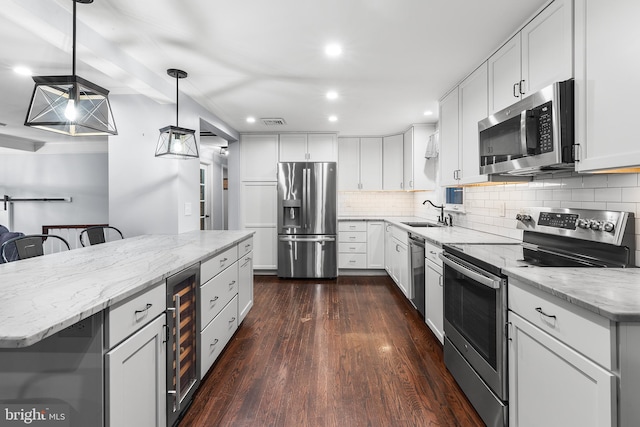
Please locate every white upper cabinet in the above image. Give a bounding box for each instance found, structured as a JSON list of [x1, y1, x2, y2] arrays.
[[439, 87, 460, 187], [337, 137, 382, 191], [439, 63, 490, 186], [278, 133, 308, 162], [240, 134, 279, 181], [574, 0, 640, 172], [403, 124, 436, 191], [280, 133, 337, 162], [307, 133, 338, 161], [382, 134, 404, 190], [488, 0, 573, 113]]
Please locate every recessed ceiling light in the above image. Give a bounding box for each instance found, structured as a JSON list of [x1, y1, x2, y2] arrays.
[[246, 117, 256, 123], [326, 91, 338, 100], [13, 66, 33, 76], [328, 115, 338, 122], [325, 44, 342, 57], [424, 110, 433, 116]]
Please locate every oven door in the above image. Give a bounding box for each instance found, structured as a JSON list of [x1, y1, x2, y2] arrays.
[[440, 251, 507, 400]]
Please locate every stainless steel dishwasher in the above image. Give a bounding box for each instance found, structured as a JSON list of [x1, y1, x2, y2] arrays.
[[408, 233, 425, 317]]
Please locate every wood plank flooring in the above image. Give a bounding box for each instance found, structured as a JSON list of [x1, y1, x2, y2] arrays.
[[179, 275, 484, 427]]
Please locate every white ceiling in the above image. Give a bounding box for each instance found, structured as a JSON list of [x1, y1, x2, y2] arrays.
[[0, 0, 549, 148]]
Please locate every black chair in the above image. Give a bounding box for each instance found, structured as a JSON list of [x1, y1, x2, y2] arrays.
[[0, 234, 71, 263], [79, 226, 124, 247]]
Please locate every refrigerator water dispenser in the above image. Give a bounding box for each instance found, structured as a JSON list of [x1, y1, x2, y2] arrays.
[[282, 199, 302, 228]]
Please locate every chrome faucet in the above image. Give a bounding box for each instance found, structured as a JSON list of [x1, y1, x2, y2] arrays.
[[423, 200, 445, 224]]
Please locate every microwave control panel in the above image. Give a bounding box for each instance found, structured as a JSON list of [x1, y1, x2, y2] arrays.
[[535, 101, 553, 153]]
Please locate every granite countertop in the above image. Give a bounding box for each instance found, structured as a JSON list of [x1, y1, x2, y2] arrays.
[[0, 230, 253, 348], [504, 267, 640, 322], [339, 215, 519, 246]]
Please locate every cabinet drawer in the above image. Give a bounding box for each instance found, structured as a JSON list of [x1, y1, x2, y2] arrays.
[[339, 231, 366, 243], [339, 221, 367, 232], [509, 279, 615, 369], [200, 261, 238, 330], [425, 241, 442, 266], [106, 282, 166, 348], [201, 245, 238, 284], [200, 296, 238, 378], [239, 237, 253, 258], [338, 242, 367, 253], [339, 253, 367, 269]]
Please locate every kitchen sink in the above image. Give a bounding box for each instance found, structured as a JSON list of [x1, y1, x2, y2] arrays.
[[401, 221, 441, 228]]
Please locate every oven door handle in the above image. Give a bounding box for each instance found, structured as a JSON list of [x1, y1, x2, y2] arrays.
[[439, 252, 502, 290]]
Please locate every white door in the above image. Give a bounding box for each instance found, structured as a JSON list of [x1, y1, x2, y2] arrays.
[[425, 262, 443, 344], [238, 251, 254, 323], [488, 34, 522, 113], [337, 137, 360, 190], [307, 133, 337, 161], [458, 62, 488, 184], [402, 127, 414, 190], [359, 137, 383, 191], [279, 133, 308, 162], [106, 315, 166, 427], [508, 312, 616, 427], [438, 87, 460, 186], [366, 221, 384, 269]]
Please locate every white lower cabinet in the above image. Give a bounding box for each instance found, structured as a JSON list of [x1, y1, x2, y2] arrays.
[[106, 315, 166, 427], [366, 221, 384, 269], [200, 296, 239, 379], [424, 241, 443, 344], [338, 220, 385, 270], [508, 279, 617, 427], [508, 312, 616, 427], [238, 250, 254, 323]]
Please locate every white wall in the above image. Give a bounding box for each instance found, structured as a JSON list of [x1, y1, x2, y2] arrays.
[[108, 93, 238, 237], [0, 151, 108, 234]]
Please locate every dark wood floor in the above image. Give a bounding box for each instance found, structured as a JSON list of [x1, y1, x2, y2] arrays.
[[179, 275, 484, 427]]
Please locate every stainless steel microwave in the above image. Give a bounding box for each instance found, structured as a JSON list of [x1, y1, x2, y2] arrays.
[[478, 79, 574, 176]]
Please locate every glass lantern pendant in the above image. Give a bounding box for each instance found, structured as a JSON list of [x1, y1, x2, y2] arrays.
[[155, 69, 199, 159], [24, 0, 117, 136]]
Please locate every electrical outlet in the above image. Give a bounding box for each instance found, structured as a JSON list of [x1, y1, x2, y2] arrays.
[[499, 202, 506, 217]]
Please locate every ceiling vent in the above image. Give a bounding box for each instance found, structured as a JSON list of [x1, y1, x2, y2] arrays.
[[261, 118, 286, 126]]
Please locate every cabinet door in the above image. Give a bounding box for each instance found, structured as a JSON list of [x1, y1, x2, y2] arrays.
[[337, 137, 361, 191], [238, 251, 253, 323], [411, 124, 437, 190], [458, 62, 488, 184], [508, 312, 616, 427], [247, 227, 276, 270], [382, 134, 404, 190], [307, 133, 337, 161], [425, 263, 444, 344], [279, 134, 308, 162], [575, 0, 640, 172], [384, 223, 393, 273], [392, 239, 410, 298], [106, 315, 166, 427], [359, 137, 383, 190], [439, 87, 460, 186], [402, 127, 414, 190], [521, 0, 573, 96], [240, 134, 279, 181], [488, 34, 522, 113], [366, 221, 384, 269]]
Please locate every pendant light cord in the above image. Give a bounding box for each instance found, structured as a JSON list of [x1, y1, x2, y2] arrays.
[[72, 0, 76, 76], [176, 73, 179, 127]]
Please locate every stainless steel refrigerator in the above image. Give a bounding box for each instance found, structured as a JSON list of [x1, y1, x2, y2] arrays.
[[277, 162, 337, 278]]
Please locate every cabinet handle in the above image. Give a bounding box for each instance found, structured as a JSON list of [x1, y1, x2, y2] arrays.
[[535, 307, 557, 320], [519, 79, 526, 95], [439, 275, 443, 287], [229, 280, 236, 288], [241, 257, 252, 267], [396, 244, 400, 252], [429, 250, 437, 255], [210, 338, 219, 348], [210, 296, 219, 304], [513, 82, 520, 98], [220, 257, 228, 265], [410, 180, 413, 188], [245, 243, 251, 249], [229, 317, 236, 323], [400, 182, 403, 189], [134, 303, 152, 321]]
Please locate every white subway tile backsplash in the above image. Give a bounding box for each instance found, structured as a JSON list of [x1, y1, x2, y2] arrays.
[[582, 175, 608, 188], [595, 188, 622, 202], [622, 187, 640, 203], [608, 174, 638, 188], [562, 176, 583, 189], [572, 189, 595, 201]]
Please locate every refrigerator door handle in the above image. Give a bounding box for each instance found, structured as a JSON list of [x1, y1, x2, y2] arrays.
[[278, 235, 336, 243], [305, 167, 311, 230], [302, 167, 308, 229]]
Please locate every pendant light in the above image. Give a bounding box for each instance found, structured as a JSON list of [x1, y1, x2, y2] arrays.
[[155, 68, 199, 159], [24, 0, 117, 136]]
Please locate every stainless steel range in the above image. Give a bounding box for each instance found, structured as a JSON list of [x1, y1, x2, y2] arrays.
[[439, 207, 635, 427]]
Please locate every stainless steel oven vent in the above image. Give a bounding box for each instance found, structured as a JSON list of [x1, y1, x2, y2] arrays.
[[261, 118, 287, 126]]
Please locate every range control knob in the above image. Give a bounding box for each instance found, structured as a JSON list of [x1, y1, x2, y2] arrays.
[[603, 221, 616, 233], [589, 220, 603, 231], [576, 218, 590, 229]]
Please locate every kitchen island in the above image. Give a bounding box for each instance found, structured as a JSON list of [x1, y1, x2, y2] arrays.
[[0, 230, 254, 427]]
